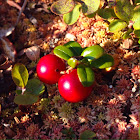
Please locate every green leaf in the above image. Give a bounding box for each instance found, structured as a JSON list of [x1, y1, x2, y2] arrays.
[[114, 0, 134, 22], [138, 39, 140, 44], [80, 130, 96, 140], [90, 54, 114, 69], [81, 45, 104, 60], [133, 19, 140, 30], [12, 63, 29, 87], [67, 57, 78, 68], [26, 79, 45, 95], [98, 8, 117, 20], [135, 0, 140, 5], [50, 0, 74, 15], [109, 19, 127, 32], [107, 0, 116, 7], [14, 94, 39, 105], [53, 45, 74, 60], [61, 128, 76, 139], [81, 0, 100, 15], [79, 57, 89, 64], [86, 12, 96, 18], [63, 4, 81, 25], [64, 41, 83, 56], [134, 30, 140, 38], [77, 65, 95, 87], [132, 5, 140, 30], [61, 129, 68, 135], [15, 90, 22, 95], [123, 28, 133, 39]]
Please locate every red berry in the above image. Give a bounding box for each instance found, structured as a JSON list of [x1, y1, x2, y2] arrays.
[[36, 54, 66, 84], [58, 69, 94, 103]]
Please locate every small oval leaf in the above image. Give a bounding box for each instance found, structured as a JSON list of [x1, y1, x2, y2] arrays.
[[109, 19, 127, 32], [80, 130, 96, 140], [14, 94, 38, 105], [123, 28, 133, 39], [134, 30, 140, 38], [63, 4, 81, 25], [64, 41, 83, 56], [81, 45, 104, 60], [90, 54, 114, 69], [53, 45, 74, 60], [50, 0, 74, 15], [77, 65, 95, 87], [26, 79, 45, 95], [133, 19, 140, 30], [98, 8, 117, 20], [81, 0, 100, 15], [132, 5, 140, 30], [12, 63, 29, 87], [114, 0, 134, 22]]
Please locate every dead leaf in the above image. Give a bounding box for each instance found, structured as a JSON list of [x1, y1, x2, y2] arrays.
[[0, 37, 16, 62], [0, 26, 15, 39], [122, 39, 133, 49], [7, 0, 22, 11], [0, 54, 11, 69], [14, 116, 20, 124], [25, 46, 40, 61], [4, 127, 16, 138]]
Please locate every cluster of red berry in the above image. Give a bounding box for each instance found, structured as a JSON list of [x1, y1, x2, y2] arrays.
[[36, 54, 93, 103]]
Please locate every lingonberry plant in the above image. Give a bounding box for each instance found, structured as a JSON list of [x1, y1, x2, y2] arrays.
[[12, 63, 45, 105], [36, 41, 114, 102], [50, 0, 140, 39], [101, 0, 140, 39], [12, 41, 114, 103], [50, 0, 100, 25], [53, 41, 114, 102]]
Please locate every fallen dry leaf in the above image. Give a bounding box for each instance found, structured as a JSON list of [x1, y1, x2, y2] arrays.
[[1, 37, 16, 62], [7, 0, 21, 11], [0, 54, 11, 69], [0, 26, 15, 39], [25, 46, 40, 61]]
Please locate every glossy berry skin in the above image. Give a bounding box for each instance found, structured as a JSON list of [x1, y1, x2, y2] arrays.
[[36, 54, 66, 84], [58, 69, 94, 103]]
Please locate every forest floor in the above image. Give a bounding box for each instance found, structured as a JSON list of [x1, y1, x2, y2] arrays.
[[0, 0, 139, 139]]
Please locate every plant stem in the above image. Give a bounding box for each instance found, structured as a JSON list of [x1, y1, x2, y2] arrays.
[[15, 0, 28, 26], [21, 88, 26, 95]]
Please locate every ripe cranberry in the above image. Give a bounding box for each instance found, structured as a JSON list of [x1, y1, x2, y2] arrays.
[[36, 54, 66, 84], [58, 69, 94, 103]]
